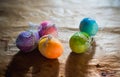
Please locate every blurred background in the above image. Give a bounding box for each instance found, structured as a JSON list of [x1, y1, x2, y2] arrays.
[[0, 0, 120, 34], [0, 0, 120, 40]]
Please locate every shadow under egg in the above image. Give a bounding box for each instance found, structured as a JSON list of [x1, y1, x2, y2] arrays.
[[5, 48, 59, 77], [65, 41, 96, 77]]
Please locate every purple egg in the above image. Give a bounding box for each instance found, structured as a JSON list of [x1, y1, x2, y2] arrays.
[[16, 31, 37, 52]]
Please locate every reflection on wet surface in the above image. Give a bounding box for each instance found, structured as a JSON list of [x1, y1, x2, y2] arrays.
[[0, 0, 120, 77]]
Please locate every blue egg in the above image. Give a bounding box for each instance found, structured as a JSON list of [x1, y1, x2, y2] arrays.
[[79, 18, 98, 36]]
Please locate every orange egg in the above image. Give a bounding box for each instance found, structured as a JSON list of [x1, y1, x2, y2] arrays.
[[38, 35, 63, 59]]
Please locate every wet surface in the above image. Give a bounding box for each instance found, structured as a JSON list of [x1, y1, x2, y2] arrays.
[[0, 0, 120, 77]]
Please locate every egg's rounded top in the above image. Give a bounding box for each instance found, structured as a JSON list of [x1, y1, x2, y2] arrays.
[[79, 18, 98, 36]]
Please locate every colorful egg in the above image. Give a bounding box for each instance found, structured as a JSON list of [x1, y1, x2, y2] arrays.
[[79, 18, 98, 36], [38, 35, 63, 59], [16, 31, 37, 52], [38, 20, 58, 38], [69, 32, 91, 53]]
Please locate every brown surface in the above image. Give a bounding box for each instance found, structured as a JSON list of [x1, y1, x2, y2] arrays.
[[0, 0, 120, 77]]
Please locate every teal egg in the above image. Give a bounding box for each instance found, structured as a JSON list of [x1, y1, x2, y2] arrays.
[[79, 18, 98, 36]]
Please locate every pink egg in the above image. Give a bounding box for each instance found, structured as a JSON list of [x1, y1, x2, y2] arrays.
[[38, 20, 58, 37]]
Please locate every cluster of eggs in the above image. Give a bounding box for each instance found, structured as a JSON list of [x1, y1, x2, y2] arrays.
[[69, 18, 98, 53], [16, 18, 98, 59], [16, 21, 63, 59]]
